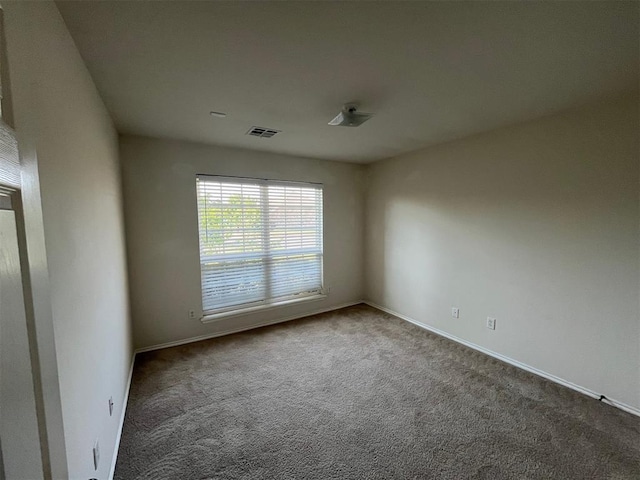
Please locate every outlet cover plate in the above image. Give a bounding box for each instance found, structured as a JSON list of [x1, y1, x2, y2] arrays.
[[93, 439, 100, 470], [487, 317, 496, 330], [451, 307, 460, 319]]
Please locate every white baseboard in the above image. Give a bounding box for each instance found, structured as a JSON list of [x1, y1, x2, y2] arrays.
[[108, 354, 135, 480], [364, 301, 640, 418], [111, 297, 638, 479], [106, 301, 361, 476], [135, 301, 363, 354]]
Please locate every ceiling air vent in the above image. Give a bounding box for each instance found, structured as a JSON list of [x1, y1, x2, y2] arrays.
[[246, 126, 281, 138]]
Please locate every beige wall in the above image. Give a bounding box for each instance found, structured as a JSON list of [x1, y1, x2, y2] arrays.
[[364, 94, 639, 410], [120, 135, 364, 349], [1, 5, 636, 479], [4, 2, 132, 479]]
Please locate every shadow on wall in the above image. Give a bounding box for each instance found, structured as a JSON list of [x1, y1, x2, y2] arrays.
[[364, 96, 639, 409]]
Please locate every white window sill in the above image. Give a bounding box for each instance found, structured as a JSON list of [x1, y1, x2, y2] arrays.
[[200, 294, 327, 324]]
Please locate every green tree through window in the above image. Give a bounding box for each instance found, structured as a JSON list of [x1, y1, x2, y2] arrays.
[[196, 176, 323, 314], [198, 194, 262, 255]]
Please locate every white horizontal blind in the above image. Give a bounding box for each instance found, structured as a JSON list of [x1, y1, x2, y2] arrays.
[[196, 175, 323, 314]]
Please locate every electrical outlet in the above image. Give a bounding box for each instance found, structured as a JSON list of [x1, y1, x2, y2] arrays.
[[93, 439, 100, 470], [108, 396, 114, 416], [487, 317, 496, 330], [188, 309, 196, 320], [451, 307, 459, 319]]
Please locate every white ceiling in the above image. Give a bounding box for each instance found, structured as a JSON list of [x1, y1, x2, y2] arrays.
[[56, 1, 638, 164]]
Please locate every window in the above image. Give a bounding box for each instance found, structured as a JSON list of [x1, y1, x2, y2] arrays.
[[196, 175, 323, 316]]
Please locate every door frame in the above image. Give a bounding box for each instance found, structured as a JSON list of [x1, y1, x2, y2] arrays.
[[0, 187, 45, 479], [0, 5, 67, 477]]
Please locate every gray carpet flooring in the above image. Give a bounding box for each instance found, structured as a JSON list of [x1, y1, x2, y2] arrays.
[[115, 304, 640, 479]]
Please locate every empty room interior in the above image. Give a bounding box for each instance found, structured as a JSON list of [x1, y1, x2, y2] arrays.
[[0, 1, 638, 479]]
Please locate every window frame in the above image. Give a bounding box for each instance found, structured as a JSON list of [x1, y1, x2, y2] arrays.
[[196, 174, 325, 322]]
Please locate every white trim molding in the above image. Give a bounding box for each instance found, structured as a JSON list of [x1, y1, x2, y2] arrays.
[[364, 301, 640, 418], [136, 301, 362, 354], [110, 301, 362, 473], [201, 294, 327, 323], [109, 298, 638, 478], [108, 354, 136, 480]]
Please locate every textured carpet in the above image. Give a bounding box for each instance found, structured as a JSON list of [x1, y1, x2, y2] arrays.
[[115, 304, 640, 479]]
